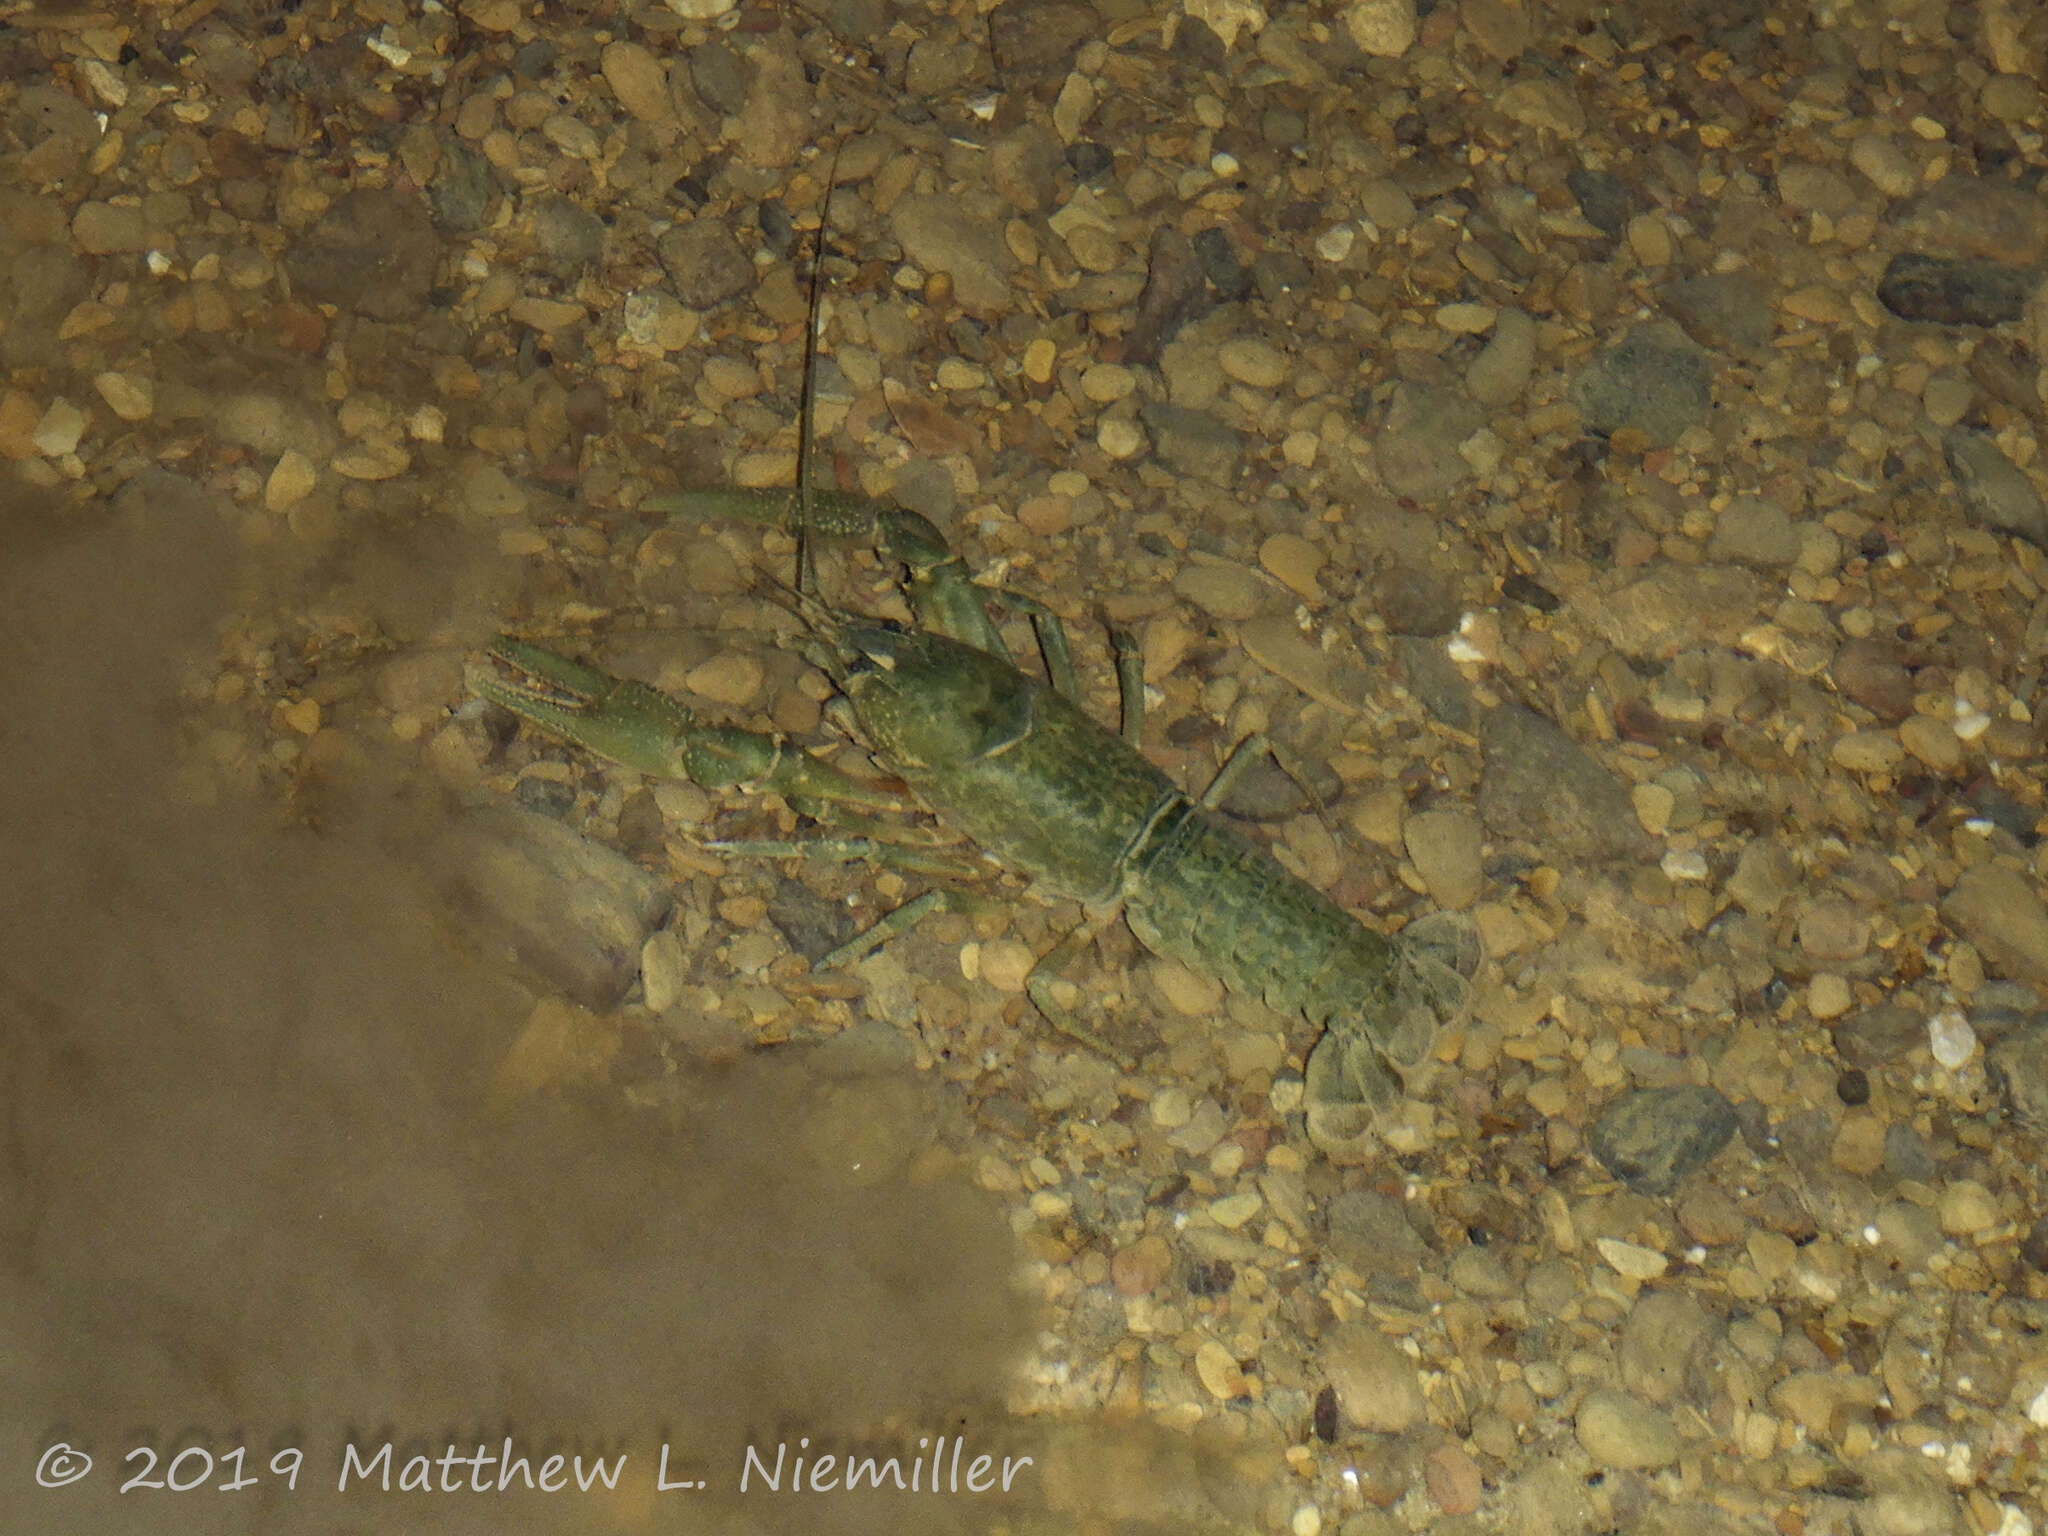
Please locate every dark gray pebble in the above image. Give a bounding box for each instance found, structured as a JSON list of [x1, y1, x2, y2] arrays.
[[1587, 1084, 1739, 1194]]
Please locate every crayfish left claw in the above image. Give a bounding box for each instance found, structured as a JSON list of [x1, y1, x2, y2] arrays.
[[467, 635, 896, 810]]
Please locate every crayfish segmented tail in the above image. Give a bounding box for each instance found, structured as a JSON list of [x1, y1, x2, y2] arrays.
[[814, 615, 1482, 1158]]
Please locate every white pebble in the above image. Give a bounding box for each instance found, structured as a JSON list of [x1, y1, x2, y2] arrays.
[[1315, 224, 1356, 263], [1927, 1009, 1977, 1069], [1660, 850, 1709, 882]]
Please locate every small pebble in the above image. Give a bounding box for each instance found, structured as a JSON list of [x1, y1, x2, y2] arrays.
[[1258, 533, 1325, 599], [1110, 1233, 1172, 1295], [1217, 337, 1287, 389], [1807, 973, 1852, 1019], [683, 652, 764, 708], [1927, 1009, 1976, 1068], [1575, 1387, 1681, 1469], [1194, 1338, 1246, 1400], [977, 938, 1036, 994], [1404, 809, 1484, 909], [1319, 1322, 1425, 1432], [92, 372, 153, 422], [1938, 1179, 1998, 1237], [32, 398, 86, 456]]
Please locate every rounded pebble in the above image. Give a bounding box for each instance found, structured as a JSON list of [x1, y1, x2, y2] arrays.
[[1574, 1387, 1681, 1469]]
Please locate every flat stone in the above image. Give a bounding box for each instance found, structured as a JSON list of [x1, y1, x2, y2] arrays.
[[439, 807, 673, 1010], [1943, 863, 2048, 989], [1478, 705, 1647, 861], [31, 397, 86, 456], [1319, 1323, 1424, 1432], [602, 41, 676, 123], [1404, 809, 1485, 909], [1575, 1387, 1681, 1469], [1174, 559, 1270, 622], [890, 192, 1018, 316], [72, 200, 149, 254], [92, 371, 153, 421], [1218, 337, 1288, 389], [1578, 564, 1769, 660], [285, 187, 440, 321], [265, 447, 318, 512], [1586, 1084, 1738, 1194]]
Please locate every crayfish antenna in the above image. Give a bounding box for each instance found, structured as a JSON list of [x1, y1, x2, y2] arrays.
[[792, 142, 843, 603]]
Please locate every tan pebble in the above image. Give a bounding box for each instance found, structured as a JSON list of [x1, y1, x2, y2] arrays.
[[1830, 729, 1904, 773], [731, 450, 795, 488], [1149, 1086, 1193, 1128], [1525, 1077, 1576, 1118], [508, 296, 586, 332], [1808, 972, 1852, 1019], [0, 389, 43, 459], [699, 355, 759, 401], [1194, 1338, 1246, 1400], [1343, 0, 1417, 56], [32, 398, 87, 457], [1320, 1323, 1424, 1432], [92, 371, 153, 421], [1575, 1387, 1680, 1469], [1219, 1029, 1284, 1079], [1348, 785, 1407, 849], [1080, 362, 1136, 403], [1747, 1230, 1797, 1283], [1780, 286, 1852, 325], [640, 929, 689, 1013], [1259, 532, 1325, 599], [1403, 809, 1484, 909], [684, 652, 765, 707], [1174, 560, 1269, 621], [1281, 430, 1319, 468], [331, 440, 410, 480], [600, 40, 675, 124], [1595, 1236, 1669, 1281], [281, 697, 322, 735], [1434, 301, 1495, 334], [1218, 337, 1287, 389], [1983, 73, 2040, 122], [1832, 1111, 1886, 1176], [1240, 615, 1361, 713], [1021, 336, 1056, 385], [1141, 612, 1193, 683], [973, 1152, 1023, 1194], [717, 894, 768, 928], [1150, 957, 1223, 1016], [265, 448, 318, 512], [1938, 1178, 1998, 1236], [1798, 896, 1870, 964], [1626, 212, 1674, 267], [978, 937, 1036, 994], [1283, 815, 1343, 889], [1424, 1444, 1484, 1517], [1848, 133, 1920, 198], [1631, 782, 1675, 837], [1209, 1191, 1261, 1229], [1110, 1232, 1172, 1295], [654, 781, 713, 826], [1899, 713, 1963, 772], [1922, 375, 1973, 428], [1017, 494, 1071, 537], [726, 929, 780, 974], [1097, 415, 1145, 460], [936, 358, 987, 390]]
